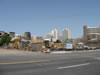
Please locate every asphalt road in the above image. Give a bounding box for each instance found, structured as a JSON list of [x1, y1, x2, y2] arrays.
[[0, 50, 100, 75]]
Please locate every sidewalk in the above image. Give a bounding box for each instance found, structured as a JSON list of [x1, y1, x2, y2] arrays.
[[0, 49, 41, 56], [51, 50, 99, 54], [0, 48, 99, 56], [52, 51, 72, 54]]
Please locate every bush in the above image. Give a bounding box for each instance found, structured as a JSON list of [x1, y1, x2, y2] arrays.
[[0, 35, 11, 46]]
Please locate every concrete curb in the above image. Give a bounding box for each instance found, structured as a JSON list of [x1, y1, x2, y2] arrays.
[[51, 50, 100, 54], [51, 50, 90, 54], [72, 50, 89, 53], [52, 51, 72, 54], [0, 48, 14, 50]]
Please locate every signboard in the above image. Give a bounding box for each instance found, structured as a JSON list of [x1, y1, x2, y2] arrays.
[[66, 43, 73, 49]]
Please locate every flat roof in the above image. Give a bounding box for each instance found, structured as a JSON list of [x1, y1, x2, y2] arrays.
[[87, 27, 100, 29], [88, 33, 100, 35]]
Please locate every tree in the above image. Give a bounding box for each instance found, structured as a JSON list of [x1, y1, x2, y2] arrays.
[[55, 39, 61, 43], [0, 35, 11, 46]]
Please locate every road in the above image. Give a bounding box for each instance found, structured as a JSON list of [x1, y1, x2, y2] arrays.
[[0, 50, 100, 75]]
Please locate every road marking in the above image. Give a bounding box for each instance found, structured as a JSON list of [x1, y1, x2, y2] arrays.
[[58, 63, 91, 69], [0, 60, 50, 65]]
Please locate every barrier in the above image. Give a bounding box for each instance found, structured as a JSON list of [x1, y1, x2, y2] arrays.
[[24, 48, 26, 52], [31, 48, 32, 52]]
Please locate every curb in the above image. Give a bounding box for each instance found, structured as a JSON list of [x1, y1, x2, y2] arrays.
[[72, 50, 89, 53], [0, 48, 14, 50], [51, 51, 72, 54], [51, 50, 89, 54]]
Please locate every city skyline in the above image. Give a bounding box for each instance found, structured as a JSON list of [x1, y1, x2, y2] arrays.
[[0, 0, 100, 38], [1, 26, 100, 39]]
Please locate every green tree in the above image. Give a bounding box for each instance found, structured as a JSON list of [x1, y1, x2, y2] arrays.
[[55, 39, 61, 43], [0, 35, 11, 46]]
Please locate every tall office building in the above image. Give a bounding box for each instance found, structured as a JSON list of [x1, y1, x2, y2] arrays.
[[62, 29, 71, 41], [24, 32, 31, 40], [51, 29, 59, 41]]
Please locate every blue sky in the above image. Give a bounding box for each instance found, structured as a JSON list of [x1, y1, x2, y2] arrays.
[[0, 0, 100, 38]]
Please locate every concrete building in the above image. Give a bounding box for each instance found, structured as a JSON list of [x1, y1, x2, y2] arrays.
[[83, 25, 100, 48], [24, 32, 31, 40], [0, 31, 8, 38], [44, 29, 59, 42], [83, 25, 100, 41], [44, 33, 53, 41], [31, 35, 37, 40], [9, 32, 15, 38], [36, 36, 43, 40], [62, 29, 71, 41], [31, 35, 44, 40], [44, 33, 52, 39], [51, 29, 59, 41]]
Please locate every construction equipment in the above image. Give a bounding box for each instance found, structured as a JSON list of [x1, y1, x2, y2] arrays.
[[42, 40, 65, 52]]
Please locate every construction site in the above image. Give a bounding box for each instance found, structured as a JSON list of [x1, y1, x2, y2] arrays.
[[8, 36, 75, 52]]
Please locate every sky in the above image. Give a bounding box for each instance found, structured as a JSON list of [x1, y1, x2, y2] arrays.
[[0, 0, 100, 38]]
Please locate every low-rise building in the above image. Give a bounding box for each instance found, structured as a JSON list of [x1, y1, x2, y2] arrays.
[[9, 32, 15, 38], [0, 31, 8, 38]]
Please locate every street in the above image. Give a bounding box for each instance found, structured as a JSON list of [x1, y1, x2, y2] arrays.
[[0, 50, 100, 75]]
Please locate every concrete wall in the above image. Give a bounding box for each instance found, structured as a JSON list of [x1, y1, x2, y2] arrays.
[[31, 43, 42, 51]]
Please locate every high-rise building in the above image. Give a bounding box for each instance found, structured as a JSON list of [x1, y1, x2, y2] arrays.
[[24, 32, 31, 40], [83, 25, 100, 41], [83, 25, 100, 48], [44, 29, 59, 42], [62, 29, 71, 41], [51, 29, 59, 41]]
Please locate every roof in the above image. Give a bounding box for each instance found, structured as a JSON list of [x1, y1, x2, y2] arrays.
[[11, 36, 28, 42], [88, 33, 100, 35], [87, 27, 98, 28], [11, 37, 20, 41]]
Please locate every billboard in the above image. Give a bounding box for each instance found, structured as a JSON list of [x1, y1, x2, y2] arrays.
[[66, 43, 73, 49]]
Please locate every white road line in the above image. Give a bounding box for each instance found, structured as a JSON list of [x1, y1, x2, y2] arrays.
[[58, 63, 91, 69]]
